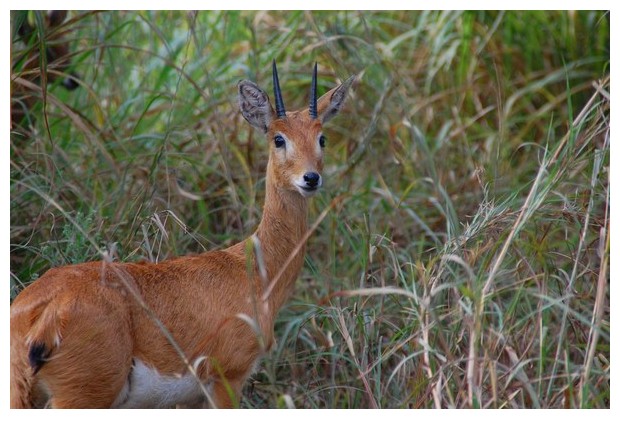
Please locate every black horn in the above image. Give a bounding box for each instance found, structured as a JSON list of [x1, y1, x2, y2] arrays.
[[309, 62, 318, 119], [272, 60, 286, 118]]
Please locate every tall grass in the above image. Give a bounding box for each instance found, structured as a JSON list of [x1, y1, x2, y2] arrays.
[[10, 10, 609, 408]]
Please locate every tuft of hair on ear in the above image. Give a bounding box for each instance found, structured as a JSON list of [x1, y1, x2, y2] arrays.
[[238, 80, 274, 133], [319, 74, 357, 124], [330, 74, 356, 108]]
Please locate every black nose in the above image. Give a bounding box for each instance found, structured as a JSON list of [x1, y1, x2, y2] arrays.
[[303, 172, 320, 188]]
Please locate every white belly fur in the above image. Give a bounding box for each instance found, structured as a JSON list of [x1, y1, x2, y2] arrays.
[[112, 359, 211, 408]]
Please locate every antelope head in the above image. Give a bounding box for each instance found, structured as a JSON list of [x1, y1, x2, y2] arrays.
[[238, 61, 354, 198]]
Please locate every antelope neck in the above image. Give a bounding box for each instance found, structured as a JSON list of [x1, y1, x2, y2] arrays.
[[253, 176, 309, 310]]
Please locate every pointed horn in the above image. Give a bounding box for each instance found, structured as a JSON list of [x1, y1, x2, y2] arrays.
[[309, 62, 318, 119], [272, 60, 286, 118]]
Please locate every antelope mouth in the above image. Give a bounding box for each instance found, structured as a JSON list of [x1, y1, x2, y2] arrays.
[[296, 184, 321, 197]]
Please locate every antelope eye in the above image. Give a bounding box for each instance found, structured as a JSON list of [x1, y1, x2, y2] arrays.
[[274, 135, 286, 148], [319, 135, 326, 148]]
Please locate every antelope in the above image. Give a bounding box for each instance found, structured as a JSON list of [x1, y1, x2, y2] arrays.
[[11, 10, 79, 128], [10, 61, 355, 408]]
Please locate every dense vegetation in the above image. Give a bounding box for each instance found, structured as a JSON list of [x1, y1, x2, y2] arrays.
[[10, 11, 609, 408]]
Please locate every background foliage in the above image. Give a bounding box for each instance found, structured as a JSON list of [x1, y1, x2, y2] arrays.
[[10, 10, 609, 408]]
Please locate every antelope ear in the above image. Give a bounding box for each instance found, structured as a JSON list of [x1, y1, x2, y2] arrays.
[[238, 80, 275, 132], [316, 74, 356, 124]]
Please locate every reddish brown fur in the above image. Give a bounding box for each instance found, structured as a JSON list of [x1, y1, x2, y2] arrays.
[[10, 68, 354, 408]]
